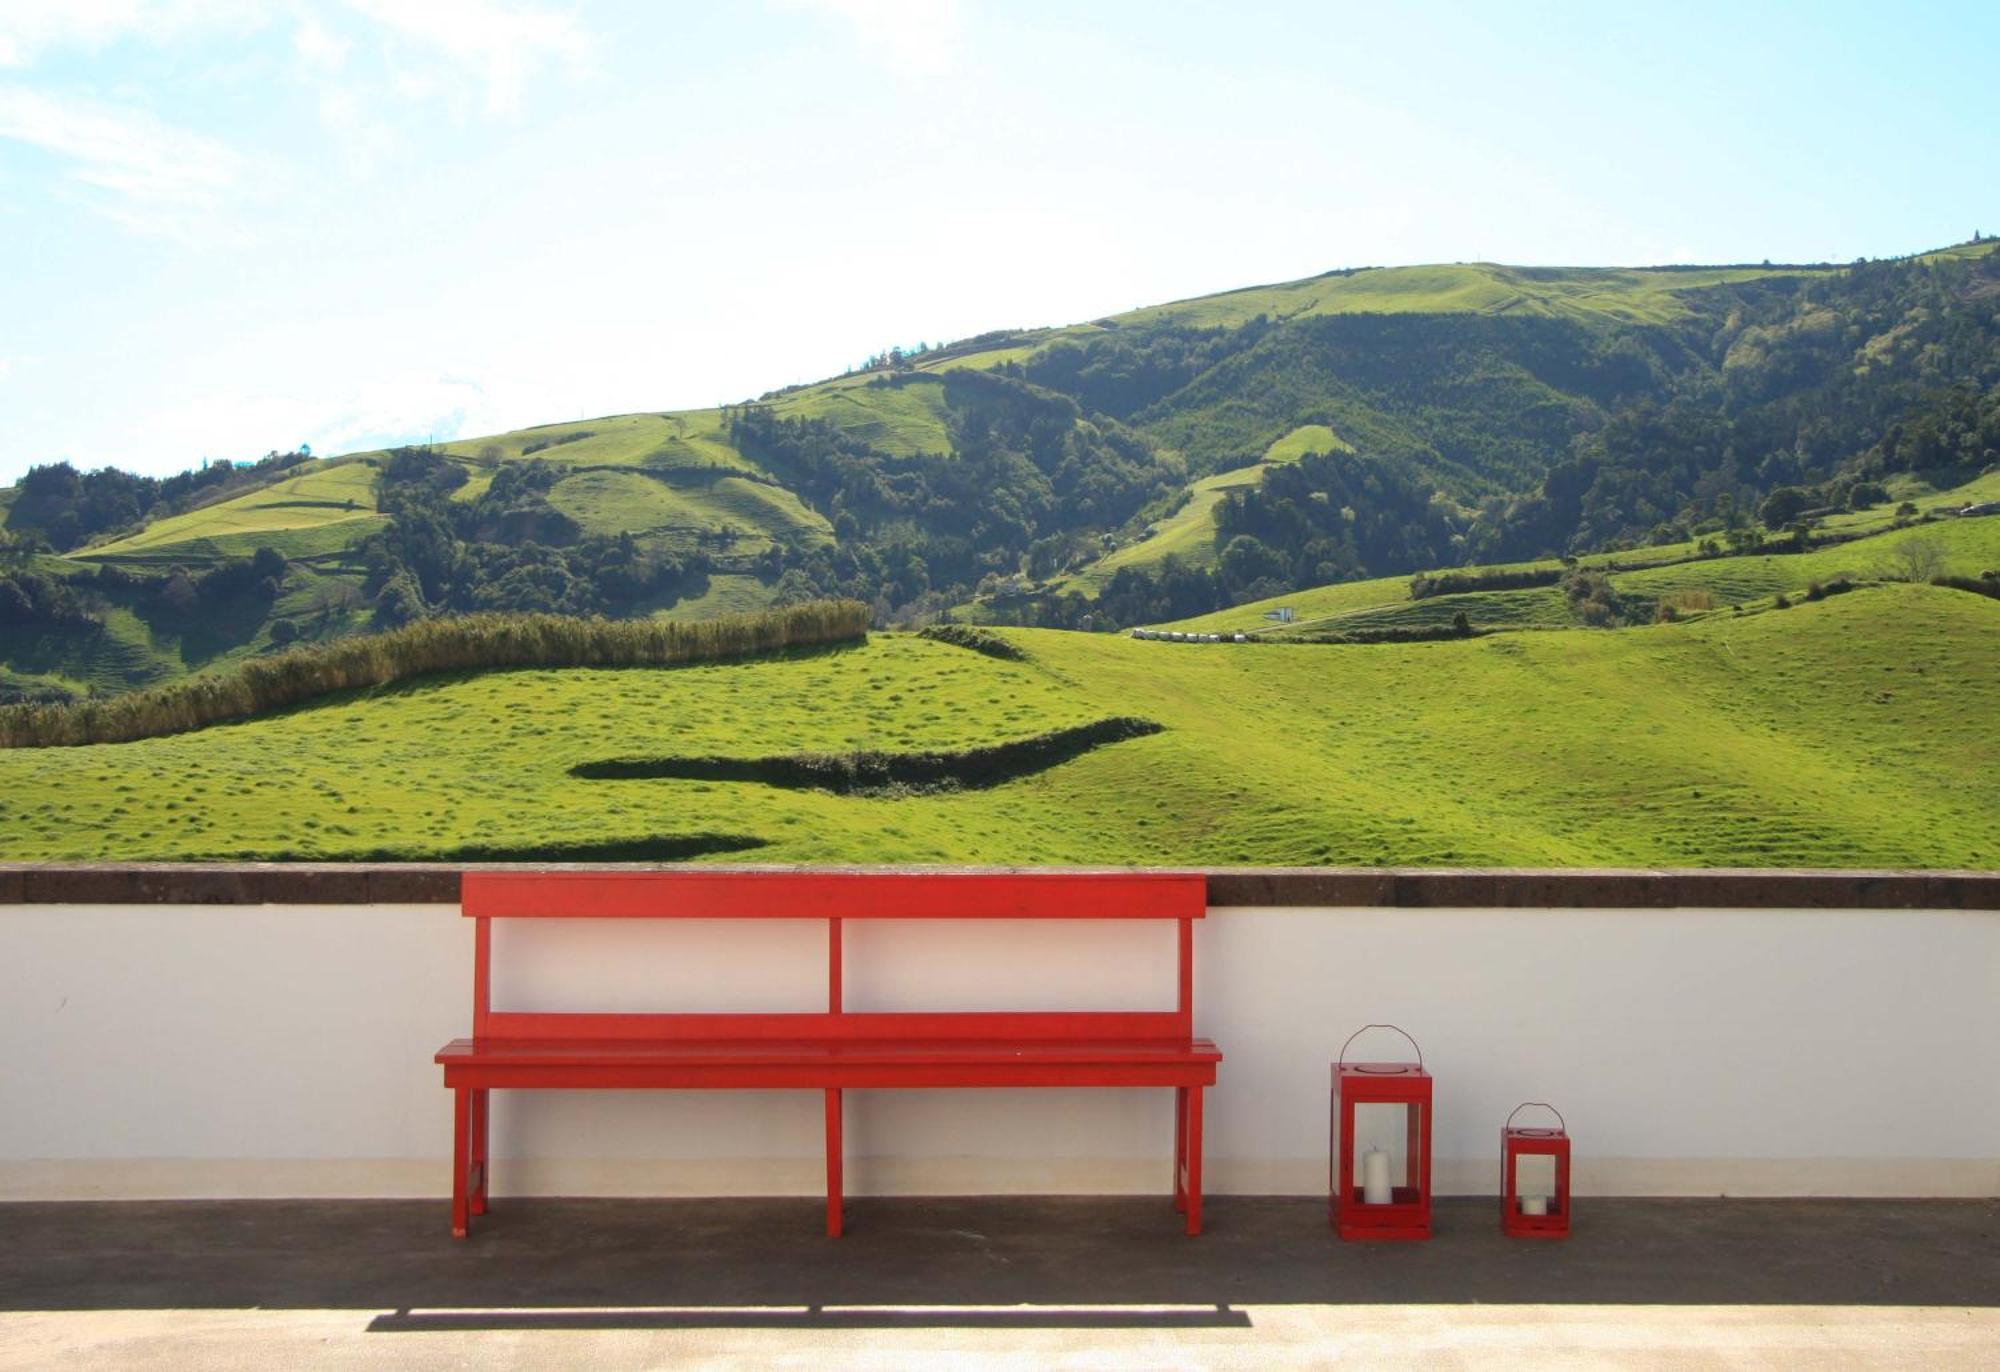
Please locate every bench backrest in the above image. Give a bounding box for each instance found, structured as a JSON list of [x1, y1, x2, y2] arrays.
[[461, 871, 1207, 1044]]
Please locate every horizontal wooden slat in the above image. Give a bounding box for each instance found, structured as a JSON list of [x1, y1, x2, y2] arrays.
[[461, 871, 1206, 920], [478, 1010, 1192, 1042], [442, 1059, 1220, 1090]]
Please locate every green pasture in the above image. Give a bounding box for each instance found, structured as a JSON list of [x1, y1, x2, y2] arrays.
[[654, 573, 777, 620], [3, 583, 1993, 868], [1166, 484, 2000, 636], [82, 460, 381, 562], [546, 469, 833, 552], [1110, 262, 1836, 332], [1609, 515, 2000, 603], [768, 375, 955, 458]]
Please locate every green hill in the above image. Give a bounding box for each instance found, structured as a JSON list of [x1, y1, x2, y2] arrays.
[[1164, 495, 2000, 637], [1, 582, 1992, 867], [7, 239, 1998, 697]]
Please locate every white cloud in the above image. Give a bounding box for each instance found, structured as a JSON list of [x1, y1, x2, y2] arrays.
[[336, 0, 593, 116], [292, 6, 348, 72], [777, 0, 962, 77], [0, 85, 245, 236], [141, 370, 505, 468], [0, 0, 265, 66]]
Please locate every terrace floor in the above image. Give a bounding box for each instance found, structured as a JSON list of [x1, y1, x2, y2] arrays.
[[2, 1196, 1997, 1369]]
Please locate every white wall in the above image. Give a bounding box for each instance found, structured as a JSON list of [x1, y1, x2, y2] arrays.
[[1, 903, 1994, 1200]]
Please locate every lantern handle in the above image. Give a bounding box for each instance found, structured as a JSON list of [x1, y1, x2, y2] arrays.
[[1337, 1023, 1423, 1071], [1505, 1101, 1567, 1133]]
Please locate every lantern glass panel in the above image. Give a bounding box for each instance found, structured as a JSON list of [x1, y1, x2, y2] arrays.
[[1352, 1101, 1419, 1193], [1512, 1152, 1557, 1211]]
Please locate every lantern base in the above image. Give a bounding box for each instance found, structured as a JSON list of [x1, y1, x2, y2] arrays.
[[1333, 1188, 1432, 1241], [1503, 1211, 1571, 1240]]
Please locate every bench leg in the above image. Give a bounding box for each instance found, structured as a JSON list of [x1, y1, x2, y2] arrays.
[[469, 1089, 489, 1218], [825, 1088, 844, 1238], [451, 1087, 471, 1239], [1185, 1086, 1205, 1237], [1172, 1086, 1189, 1213]]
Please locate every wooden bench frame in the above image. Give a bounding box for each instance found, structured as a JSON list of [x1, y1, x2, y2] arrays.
[[436, 871, 1221, 1238]]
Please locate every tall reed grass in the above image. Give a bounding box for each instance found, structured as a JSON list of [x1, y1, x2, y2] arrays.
[[0, 600, 870, 749]]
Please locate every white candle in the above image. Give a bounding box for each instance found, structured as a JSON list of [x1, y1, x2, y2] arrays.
[[1520, 1194, 1549, 1216], [1362, 1147, 1393, 1205]]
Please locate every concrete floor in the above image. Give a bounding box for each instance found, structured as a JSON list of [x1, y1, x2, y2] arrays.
[[2, 1196, 1996, 1369]]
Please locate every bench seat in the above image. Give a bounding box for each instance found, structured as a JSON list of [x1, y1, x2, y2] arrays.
[[439, 1036, 1221, 1083]]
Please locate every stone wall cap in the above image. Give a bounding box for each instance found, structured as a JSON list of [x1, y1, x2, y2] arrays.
[[0, 864, 1992, 909]]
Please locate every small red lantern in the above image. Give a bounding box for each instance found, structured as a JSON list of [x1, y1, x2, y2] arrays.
[[1501, 1102, 1571, 1238], [1330, 1024, 1432, 1241]]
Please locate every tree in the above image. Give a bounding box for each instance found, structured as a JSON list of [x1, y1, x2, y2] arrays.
[[1757, 486, 1812, 530], [1219, 535, 1286, 590], [1887, 534, 1946, 583]]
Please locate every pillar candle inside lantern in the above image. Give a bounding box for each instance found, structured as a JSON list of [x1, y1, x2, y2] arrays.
[[1362, 1147, 1392, 1204]]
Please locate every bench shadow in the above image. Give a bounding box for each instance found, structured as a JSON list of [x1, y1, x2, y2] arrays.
[[367, 1305, 1252, 1332], [2, 1197, 1996, 1315]]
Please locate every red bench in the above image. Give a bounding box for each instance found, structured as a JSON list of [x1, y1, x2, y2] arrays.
[[436, 871, 1221, 1238]]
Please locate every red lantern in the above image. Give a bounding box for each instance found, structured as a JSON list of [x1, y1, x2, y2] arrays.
[[1330, 1024, 1432, 1241], [1501, 1102, 1571, 1238]]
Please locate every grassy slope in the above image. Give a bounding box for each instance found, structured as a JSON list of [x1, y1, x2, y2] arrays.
[[1061, 425, 1353, 593], [1164, 485, 2000, 635], [3, 583, 1992, 867], [1110, 262, 1832, 331], [769, 375, 955, 457], [546, 469, 832, 552], [80, 459, 385, 562]]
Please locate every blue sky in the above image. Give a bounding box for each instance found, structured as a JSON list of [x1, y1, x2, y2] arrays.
[[3, 0, 1996, 481]]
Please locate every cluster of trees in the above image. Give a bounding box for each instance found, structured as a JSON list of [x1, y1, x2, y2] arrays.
[[1461, 250, 2000, 561], [4, 451, 312, 552], [359, 448, 704, 627], [0, 569, 99, 628], [728, 370, 1175, 620], [1213, 450, 1459, 593], [1021, 320, 1272, 419], [0, 548, 292, 633]]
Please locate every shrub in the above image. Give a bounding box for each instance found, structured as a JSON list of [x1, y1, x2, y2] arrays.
[[1559, 568, 1625, 627], [915, 623, 1027, 661], [0, 600, 870, 748], [1802, 577, 1854, 602]]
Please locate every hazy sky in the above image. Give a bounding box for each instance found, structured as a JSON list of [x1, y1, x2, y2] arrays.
[[3, 0, 1997, 481]]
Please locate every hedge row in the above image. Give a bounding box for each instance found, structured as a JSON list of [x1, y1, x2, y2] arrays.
[[0, 600, 871, 748]]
